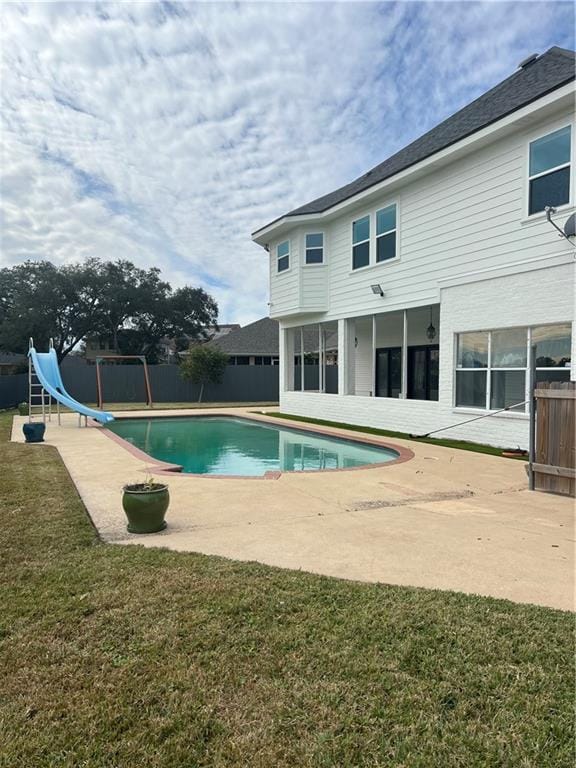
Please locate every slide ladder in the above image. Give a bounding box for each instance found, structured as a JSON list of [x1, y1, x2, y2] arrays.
[[27, 339, 114, 426], [28, 356, 59, 423]]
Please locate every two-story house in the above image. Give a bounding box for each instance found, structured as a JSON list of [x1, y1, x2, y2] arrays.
[[252, 47, 575, 449]]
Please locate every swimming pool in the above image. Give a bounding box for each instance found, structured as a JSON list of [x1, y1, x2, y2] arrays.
[[106, 416, 401, 477]]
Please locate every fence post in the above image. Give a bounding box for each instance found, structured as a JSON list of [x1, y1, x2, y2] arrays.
[[528, 344, 536, 491]]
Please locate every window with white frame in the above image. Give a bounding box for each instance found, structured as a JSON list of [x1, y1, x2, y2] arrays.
[[528, 126, 571, 215], [376, 204, 397, 262], [277, 240, 290, 272], [532, 324, 573, 378], [489, 328, 527, 411], [305, 233, 324, 264], [352, 216, 370, 270], [455, 324, 572, 411]]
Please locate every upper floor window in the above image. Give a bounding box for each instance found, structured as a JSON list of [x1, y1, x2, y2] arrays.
[[376, 204, 397, 262], [352, 216, 370, 270], [305, 233, 324, 264], [277, 240, 290, 272], [528, 126, 571, 215]]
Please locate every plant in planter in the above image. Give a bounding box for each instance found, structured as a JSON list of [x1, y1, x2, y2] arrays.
[[122, 476, 169, 534], [18, 402, 28, 416], [22, 421, 45, 443]]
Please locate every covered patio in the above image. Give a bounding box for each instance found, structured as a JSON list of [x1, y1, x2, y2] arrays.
[[282, 305, 441, 401]]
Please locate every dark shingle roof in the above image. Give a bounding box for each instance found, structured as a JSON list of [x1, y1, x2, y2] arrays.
[[209, 317, 280, 355], [254, 47, 575, 232], [209, 317, 339, 355]]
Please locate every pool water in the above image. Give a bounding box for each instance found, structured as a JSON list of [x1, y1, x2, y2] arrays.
[[107, 416, 399, 476]]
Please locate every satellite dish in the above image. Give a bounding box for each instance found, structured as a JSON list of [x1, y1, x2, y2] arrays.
[[545, 206, 576, 247]]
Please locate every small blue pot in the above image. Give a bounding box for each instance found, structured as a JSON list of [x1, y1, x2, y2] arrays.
[[23, 422, 46, 443]]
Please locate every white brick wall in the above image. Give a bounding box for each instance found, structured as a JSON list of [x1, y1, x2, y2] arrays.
[[280, 261, 575, 449]]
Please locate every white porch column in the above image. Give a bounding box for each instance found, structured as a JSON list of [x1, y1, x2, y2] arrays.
[[318, 325, 325, 393], [279, 325, 294, 394], [337, 319, 347, 395], [371, 314, 377, 397], [401, 309, 408, 398], [300, 328, 305, 391], [348, 319, 356, 395], [338, 318, 356, 395]]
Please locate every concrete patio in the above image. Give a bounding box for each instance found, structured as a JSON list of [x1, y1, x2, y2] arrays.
[[11, 408, 574, 611]]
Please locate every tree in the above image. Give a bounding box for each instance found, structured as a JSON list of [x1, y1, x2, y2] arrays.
[[0, 258, 219, 362], [126, 285, 218, 362], [164, 287, 218, 350], [93, 260, 171, 358], [180, 346, 229, 402], [0, 260, 102, 360]]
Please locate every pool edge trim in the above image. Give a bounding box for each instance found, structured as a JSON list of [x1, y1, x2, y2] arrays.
[[95, 412, 415, 479]]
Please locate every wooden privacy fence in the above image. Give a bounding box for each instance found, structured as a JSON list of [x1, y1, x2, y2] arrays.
[[532, 381, 575, 497]]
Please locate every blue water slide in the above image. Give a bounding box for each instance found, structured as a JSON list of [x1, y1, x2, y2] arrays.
[[28, 346, 114, 424]]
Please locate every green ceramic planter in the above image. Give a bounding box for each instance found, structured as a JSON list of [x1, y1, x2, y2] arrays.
[[122, 483, 169, 534]]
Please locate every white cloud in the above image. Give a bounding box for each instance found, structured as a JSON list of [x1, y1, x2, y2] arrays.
[[0, 1, 573, 324]]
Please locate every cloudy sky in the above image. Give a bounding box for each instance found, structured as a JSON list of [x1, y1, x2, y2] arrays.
[[1, 2, 574, 324]]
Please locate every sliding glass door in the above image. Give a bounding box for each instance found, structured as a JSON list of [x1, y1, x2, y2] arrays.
[[407, 345, 439, 401], [375, 347, 401, 398], [375, 345, 439, 400]]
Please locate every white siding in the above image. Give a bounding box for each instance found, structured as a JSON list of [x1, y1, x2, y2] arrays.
[[301, 264, 329, 311], [270, 108, 574, 322], [269, 231, 328, 316], [269, 234, 300, 316]]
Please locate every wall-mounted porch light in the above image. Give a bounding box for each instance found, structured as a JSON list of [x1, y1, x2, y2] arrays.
[[370, 284, 384, 297], [426, 305, 436, 341]]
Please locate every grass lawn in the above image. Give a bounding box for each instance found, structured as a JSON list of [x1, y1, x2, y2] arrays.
[[259, 411, 526, 458], [0, 411, 573, 767]]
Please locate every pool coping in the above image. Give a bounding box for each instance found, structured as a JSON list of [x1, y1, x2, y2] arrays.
[[11, 410, 572, 611], [95, 412, 414, 479]]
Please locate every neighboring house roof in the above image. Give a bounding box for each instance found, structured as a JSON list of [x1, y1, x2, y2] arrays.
[[183, 325, 241, 347], [209, 318, 280, 356], [209, 317, 338, 355], [207, 324, 241, 341], [254, 46, 575, 233]]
